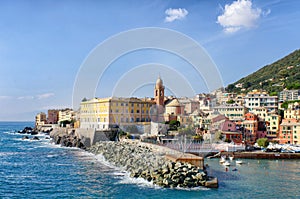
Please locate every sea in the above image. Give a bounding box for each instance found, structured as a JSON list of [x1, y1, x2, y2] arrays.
[[0, 121, 299, 199]]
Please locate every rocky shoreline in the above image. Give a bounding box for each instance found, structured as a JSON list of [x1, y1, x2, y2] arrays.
[[88, 141, 218, 189], [17, 126, 217, 189], [50, 128, 86, 149]]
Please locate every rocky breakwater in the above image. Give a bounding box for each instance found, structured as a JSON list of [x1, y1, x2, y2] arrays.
[[50, 128, 86, 149], [88, 141, 218, 188]]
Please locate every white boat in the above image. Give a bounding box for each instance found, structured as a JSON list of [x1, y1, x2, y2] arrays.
[[236, 160, 243, 164], [223, 161, 231, 166], [220, 155, 226, 163], [229, 156, 234, 161]]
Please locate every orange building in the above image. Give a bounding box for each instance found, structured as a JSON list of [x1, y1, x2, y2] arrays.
[[242, 112, 258, 144], [278, 118, 300, 144]]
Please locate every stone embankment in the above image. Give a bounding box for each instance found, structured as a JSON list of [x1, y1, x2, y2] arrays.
[[88, 141, 217, 188], [50, 128, 86, 149]]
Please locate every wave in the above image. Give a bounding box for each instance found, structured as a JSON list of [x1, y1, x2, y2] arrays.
[[117, 172, 160, 189]]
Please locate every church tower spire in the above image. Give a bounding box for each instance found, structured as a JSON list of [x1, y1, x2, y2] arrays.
[[154, 75, 165, 106]]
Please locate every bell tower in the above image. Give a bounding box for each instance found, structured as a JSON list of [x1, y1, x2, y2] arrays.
[[154, 76, 165, 106]]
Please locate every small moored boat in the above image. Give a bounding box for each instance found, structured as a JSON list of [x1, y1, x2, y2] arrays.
[[223, 161, 231, 166], [220, 155, 226, 163], [236, 160, 243, 164]]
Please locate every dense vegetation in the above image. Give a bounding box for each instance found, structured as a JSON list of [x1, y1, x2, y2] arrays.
[[281, 100, 300, 109], [226, 49, 300, 94]]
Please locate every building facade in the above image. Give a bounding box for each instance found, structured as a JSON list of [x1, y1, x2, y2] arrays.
[[266, 114, 281, 139], [80, 97, 154, 130], [47, 109, 59, 124], [35, 112, 47, 126], [58, 109, 75, 124], [279, 89, 300, 102], [244, 90, 278, 112], [279, 118, 300, 144], [213, 103, 246, 122], [284, 102, 300, 119]]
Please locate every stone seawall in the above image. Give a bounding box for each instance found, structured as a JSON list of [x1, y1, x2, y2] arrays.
[[50, 128, 118, 147], [88, 141, 218, 189]]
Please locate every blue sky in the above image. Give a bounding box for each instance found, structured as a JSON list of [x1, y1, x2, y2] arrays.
[[0, 0, 299, 121]]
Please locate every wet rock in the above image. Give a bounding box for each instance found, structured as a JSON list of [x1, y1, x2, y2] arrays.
[[22, 136, 29, 140], [31, 136, 40, 140], [87, 141, 214, 189]]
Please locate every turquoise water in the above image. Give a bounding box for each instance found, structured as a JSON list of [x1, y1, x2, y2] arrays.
[[0, 122, 299, 198]]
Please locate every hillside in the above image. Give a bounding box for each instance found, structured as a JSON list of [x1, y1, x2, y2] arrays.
[[226, 49, 300, 95]]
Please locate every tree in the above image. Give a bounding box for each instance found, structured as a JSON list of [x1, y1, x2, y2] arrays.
[[169, 120, 180, 130], [257, 138, 269, 148], [226, 99, 235, 104], [82, 97, 88, 102], [226, 84, 235, 92]]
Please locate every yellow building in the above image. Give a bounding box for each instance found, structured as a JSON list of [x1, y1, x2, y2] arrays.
[[251, 107, 268, 121], [35, 112, 47, 127], [266, 114, 281, 139], [80, 97, 154, 130]]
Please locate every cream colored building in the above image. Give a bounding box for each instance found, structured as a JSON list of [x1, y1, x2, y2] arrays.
[[58, 109, 75, 124], [35, 112, 47, 126], [80, 97, 154, 130], [251, 107, 268, 121], [284, 102, 300, 119], [244, 90, 278, 112], [213, 103, 246, 122]]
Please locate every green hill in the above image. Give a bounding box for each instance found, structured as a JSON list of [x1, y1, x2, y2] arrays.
[[226, 49, 300, 95]]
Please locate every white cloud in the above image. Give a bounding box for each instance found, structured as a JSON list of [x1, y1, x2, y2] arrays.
[[217, 0, 265, 33], [37, 93, 54, 100], [0, 96, 12, 100], [17, 96, 34, 100], [41, 105, 70, 110], [165, 8, 188, 22]]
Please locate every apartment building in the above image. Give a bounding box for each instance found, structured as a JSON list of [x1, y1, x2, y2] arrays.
[[58, 109, 75, 124], [279, 89, 300, 102], [35, 112, 47, 126], [80, 97, 154, 130], [213, 103, 246, 122], [279, 118, 300, 144], [284, 102, 300, 119], [244, 90, 278, 112]]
